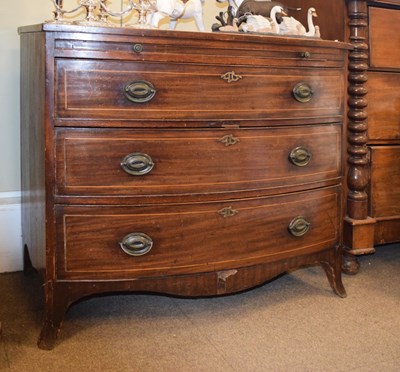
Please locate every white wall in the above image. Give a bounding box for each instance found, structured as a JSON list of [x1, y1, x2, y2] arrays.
[[0, 1, 54, 272], [0, 193, 23, 272], [0, 0, 224, 272]]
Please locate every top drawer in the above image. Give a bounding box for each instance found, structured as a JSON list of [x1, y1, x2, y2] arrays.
[[54, 59, 345, 126], [53, 29, 348, 69], [369, 6, 400, 69]]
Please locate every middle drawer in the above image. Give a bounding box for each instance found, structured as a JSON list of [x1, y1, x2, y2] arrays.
[[55, 125, 341, 198]]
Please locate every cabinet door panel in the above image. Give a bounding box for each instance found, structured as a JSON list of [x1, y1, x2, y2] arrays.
[[369, 7, 400, 69], [370, 146, 400, 217], [368, 72, 400, 141]]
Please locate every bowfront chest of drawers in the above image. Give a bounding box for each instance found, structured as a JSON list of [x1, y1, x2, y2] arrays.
[[19, 24, 350, 349]]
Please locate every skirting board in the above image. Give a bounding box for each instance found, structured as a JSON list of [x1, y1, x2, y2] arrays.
[[0, 192, 22, 273]]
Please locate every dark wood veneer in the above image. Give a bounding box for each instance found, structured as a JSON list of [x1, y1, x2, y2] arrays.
[[19, 24, 350, 349], [55, 126, 341, 198]]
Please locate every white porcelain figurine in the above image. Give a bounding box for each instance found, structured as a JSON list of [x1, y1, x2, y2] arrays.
[[148, 0, 205, 31], [239, 5, 281, 34], [279, 7, 319, 37], [304, 7, 318, 37]]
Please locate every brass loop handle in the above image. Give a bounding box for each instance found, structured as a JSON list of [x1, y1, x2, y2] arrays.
[[288, 216, 311, 237], [289, 147, 312, 167], [124, 80, 156, 103], [119, 233, 153, 256], [300, 51, 311, 59], [292, 82, 314, 103], [121, 153, 154, 176]]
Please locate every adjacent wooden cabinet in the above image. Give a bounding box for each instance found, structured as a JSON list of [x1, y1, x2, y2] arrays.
[[19, 24, 350, 349], [285, 0, 400, 269], [340, 0, 400, 265]]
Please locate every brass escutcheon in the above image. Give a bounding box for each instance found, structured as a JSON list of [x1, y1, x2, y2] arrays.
[[220, 71, 243, 83], [218, 206, 239, 218], [218, 134, 240, 146]]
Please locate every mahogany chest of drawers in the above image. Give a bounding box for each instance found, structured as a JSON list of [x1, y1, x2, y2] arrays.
[[19, 24, 350, 349]]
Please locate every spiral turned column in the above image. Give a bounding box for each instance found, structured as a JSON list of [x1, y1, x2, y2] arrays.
[[343, 0, 376, 274], [347, 0, 369, 219]]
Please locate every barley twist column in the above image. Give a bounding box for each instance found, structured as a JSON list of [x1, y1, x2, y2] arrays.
[[343, 0, 375, 274]]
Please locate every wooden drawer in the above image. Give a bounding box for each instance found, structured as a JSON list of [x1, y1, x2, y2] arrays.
[[369, 7, 400, 69], [369, 146, 400, 217], [55, 125, 342, 198], [368, 72, 400, 141], [53, 28, 347, 69], [55, 59, 345, 125], [56, 187, 340, 280]]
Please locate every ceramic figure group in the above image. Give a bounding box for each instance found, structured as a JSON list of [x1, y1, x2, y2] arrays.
[[214, 0, 320, 37]]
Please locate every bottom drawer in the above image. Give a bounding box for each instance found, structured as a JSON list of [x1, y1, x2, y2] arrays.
[[56, 187, 340, 280], [370, 146, 400, 217]]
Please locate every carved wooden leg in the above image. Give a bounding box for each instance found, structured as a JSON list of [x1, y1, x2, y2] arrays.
[[342, 249, 360, 275], [321, 247, 347, 298], [38, 283, 70, 350]]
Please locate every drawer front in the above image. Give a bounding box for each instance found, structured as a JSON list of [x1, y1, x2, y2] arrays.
[[54, 31, 347, 68], [368, 72, 400, 141], [370, 146, 400, 217], [55, 59, 345, 124], [55, 125, 342, 198], [56, 187, 340, 280], [369, 7, 400, 69]]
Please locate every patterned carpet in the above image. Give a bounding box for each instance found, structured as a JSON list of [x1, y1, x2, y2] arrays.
[[1, 244, 399, 371]]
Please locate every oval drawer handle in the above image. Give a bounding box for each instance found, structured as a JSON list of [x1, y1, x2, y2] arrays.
[[288, 216, 311, 237], [121, 153, 154, 176], [119, 233, 153, 256], [292, 82, 314, 103], [124, 80, 156, 103], [289, 147, 312, 167]]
